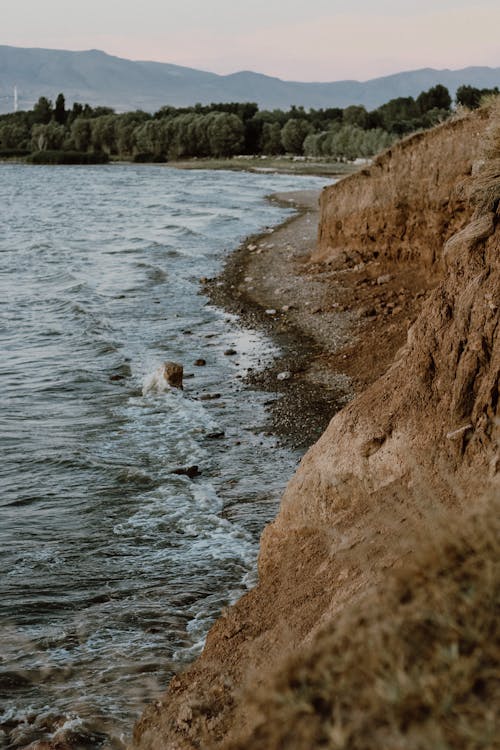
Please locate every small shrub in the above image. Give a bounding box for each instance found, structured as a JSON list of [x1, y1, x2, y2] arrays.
[[0, 148, 31, 158]]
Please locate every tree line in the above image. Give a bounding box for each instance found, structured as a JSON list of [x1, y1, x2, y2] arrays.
[[0, 84, 497, 164]]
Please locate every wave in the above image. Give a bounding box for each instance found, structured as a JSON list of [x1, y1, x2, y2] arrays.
[[141, 363, 178, 395], [162, 224, 204, 238]]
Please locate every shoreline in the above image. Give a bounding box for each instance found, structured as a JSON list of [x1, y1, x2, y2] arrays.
[[0, 156, 361, 179], [205, 186, 432, 450], [206, 188, 351, 449], [166, 157, 360, 178]]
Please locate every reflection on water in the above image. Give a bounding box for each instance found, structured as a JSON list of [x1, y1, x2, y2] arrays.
[[0, 164, 329, 748]]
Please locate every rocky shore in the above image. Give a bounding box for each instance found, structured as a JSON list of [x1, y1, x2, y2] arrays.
[[205, 187, 431, 449], [132, 104, 499, 750]]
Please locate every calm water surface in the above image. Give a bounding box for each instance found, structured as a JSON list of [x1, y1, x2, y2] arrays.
[[0, 164, 330, 748]]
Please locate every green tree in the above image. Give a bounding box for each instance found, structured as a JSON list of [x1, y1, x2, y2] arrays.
[[359, 128, 393, 157], [154, 105, 178, 120], [287, 105, 307, 119], [115, 111, 150, 155], [280, 118, 312, 154], [71, 118, 92, 151], [421, 108, 451, 128], [309, 107, 343, 131], [456, 85, 499, 109], [328, 125, 363, 160], [260, 122, 283, 154], [207, 102, 258, 121], [456, 85, 482, 109], [207, 113, 244, 157], [67, 102, 84, 125], [133, 120, 170, 159], [54, 93, 66, 125], [417, 85, 451, 113], [343, 105, 368, 129], [375, 96, 420, 132], [31, 122, 65, 151], [91, 115, 118, 154], [175, 113, 201, 157], [0, 121, 30, 149], [91, 106, 115, 118], [303, 131, 328, 157], [253, 108, 289, 126], [243, 117, 263, 154], [32, 96, 53, 125], [187, 114, 210, 157]]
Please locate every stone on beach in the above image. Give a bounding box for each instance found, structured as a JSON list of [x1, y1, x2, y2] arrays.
[[377, 274, 392, 285]]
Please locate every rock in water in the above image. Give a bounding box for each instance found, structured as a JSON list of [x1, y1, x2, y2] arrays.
[[163, 361, 183, 389], [171, 465, 201, 479]]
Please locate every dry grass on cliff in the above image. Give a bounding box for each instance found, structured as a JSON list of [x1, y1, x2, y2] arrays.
[[469, 97, 500, 212], [224, 491, 500, 750]]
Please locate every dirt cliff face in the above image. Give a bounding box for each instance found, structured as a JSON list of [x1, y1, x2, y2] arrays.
[[316, 110, 491, 269], [224, 488, 500, 750], [131, 106, 499, 750]]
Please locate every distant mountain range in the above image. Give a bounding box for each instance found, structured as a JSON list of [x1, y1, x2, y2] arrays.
[[0, 45, 499, 114]]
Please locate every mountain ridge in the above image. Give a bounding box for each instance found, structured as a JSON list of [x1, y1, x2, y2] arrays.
[[0, 44, 499, 113]]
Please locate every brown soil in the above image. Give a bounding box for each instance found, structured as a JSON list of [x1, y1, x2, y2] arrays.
[[225, 489, 500, 750], [131, 106, 499, 750]]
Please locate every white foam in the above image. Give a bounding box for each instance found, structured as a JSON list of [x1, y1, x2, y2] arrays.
[[142, 364, 173, 395]]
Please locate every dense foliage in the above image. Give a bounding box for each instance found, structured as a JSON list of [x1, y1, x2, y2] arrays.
[[0, 84, 490, 163], [456, 84, 499, 109]]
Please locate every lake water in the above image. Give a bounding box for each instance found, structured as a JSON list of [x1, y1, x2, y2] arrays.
[[0, 164, 330, 748]]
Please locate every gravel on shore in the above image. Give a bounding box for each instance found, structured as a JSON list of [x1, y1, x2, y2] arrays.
[[205, 186, 431, 451], [205, 189, 354, 449]]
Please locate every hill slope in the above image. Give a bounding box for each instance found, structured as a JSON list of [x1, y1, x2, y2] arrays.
[[0, 45, 499, 113]]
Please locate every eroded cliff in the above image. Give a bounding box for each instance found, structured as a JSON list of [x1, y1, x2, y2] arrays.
[[132, 105, 499, 750], [316, 108, 491, 269]]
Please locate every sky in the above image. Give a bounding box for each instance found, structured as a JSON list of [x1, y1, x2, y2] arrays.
[[2, 0, 500, 81]]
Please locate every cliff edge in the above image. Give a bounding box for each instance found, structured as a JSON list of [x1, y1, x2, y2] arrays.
[[132, 105, 499, 750]]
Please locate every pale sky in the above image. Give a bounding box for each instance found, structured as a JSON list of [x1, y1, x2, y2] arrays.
[[2, 0, 500, 80]]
